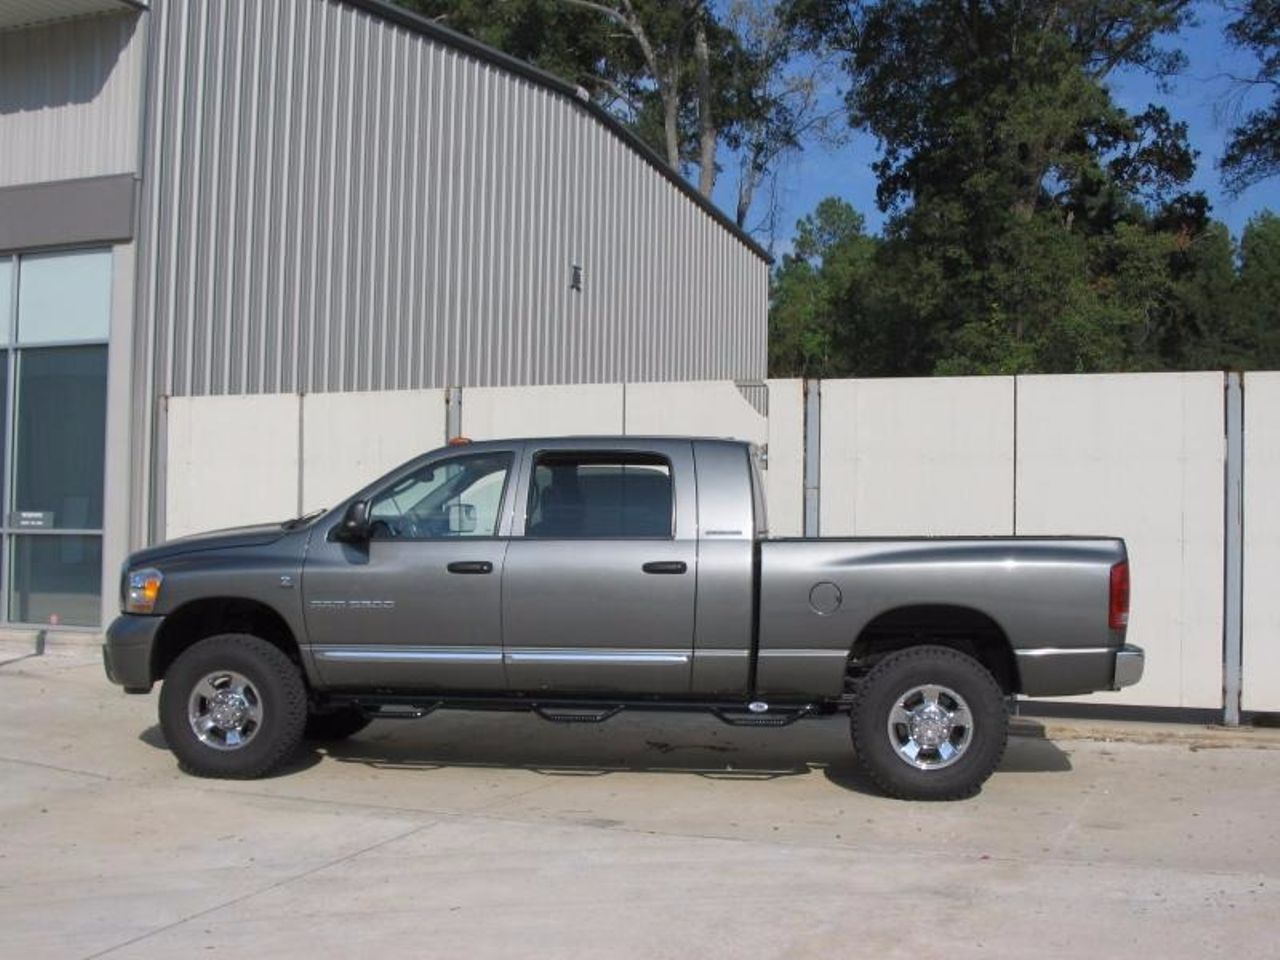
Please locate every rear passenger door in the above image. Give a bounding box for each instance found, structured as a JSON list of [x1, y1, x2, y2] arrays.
[[501, 441, 697, 695]]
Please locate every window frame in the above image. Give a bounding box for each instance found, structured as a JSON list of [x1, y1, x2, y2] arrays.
[[364, 449, 516, 542], [521, 449, 677, 542]]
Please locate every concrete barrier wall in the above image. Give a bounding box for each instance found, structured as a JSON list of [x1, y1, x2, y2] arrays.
[[457, 379, 805, 535], [1016, 373, 1226, 709], [163, 372, 1277, 715], [461, 384, 626, 439], [763, 379, 805, 537], [165, 395, 300, 539], [1244, 373, 1280, 712], [301, 390, 448, 513], [819, 377, 1015, 536]]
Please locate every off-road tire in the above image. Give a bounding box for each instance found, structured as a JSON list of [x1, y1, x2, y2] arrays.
[[305, 705, 372, 741], [851, 644, 1008, 801], [159, 633, 307, 779]]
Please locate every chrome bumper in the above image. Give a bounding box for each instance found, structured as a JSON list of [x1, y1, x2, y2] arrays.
[[1112, 644, 1145, 690]]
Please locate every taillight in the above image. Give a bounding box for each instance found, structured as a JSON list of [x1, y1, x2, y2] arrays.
[[1109, 561, 1130, 630]]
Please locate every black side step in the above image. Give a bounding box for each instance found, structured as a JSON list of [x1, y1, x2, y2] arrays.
[[711, 704, 818, 728], [531, 704, 626, 724], [326, 693, 833, 724], [368, 702, 443, 720]]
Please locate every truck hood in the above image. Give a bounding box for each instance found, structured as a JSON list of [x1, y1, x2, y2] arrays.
[[126, 521, 293, 567]]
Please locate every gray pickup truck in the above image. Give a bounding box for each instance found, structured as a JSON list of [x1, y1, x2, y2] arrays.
[[104, 436, 1143, 799]]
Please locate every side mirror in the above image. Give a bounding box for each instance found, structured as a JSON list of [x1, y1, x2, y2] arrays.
[[336, 500, 370, 542], [446, 502, 477, 534]]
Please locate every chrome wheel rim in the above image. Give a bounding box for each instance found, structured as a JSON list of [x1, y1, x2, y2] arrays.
[[187, 670, 264, 751], [886, 683, 973, 771]]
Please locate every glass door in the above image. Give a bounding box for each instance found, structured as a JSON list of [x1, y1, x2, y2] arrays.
[[0, 249, 111, 627]]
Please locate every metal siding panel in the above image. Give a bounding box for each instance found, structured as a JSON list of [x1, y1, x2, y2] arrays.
[[447, 48, 466, 386], [429, 43, 449, 388], [587, 120, 602, 382], [268, 0, 295, 395], [402, 36, 421, 388], [517, 80, 536, 385], [133, 0, 767, 437], [0, 12, 144, 187], [477, 64, 495, 386]]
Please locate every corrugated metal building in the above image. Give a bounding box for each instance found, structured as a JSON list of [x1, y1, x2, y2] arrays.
[[0, 0, 769, 628]]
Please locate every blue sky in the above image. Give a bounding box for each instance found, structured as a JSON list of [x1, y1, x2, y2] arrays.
[[729, 1, 1276, 252]]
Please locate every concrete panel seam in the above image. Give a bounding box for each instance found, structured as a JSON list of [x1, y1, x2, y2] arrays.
[[1012, 375, 1019, 535], [803, 379, 821, 537], [297, 392, 306, 516], [1224, 372, 1244, 726]]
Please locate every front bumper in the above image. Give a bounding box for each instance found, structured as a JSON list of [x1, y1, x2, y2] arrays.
[[1015, 643, 1145, 697], [102, 614, 164, 693]]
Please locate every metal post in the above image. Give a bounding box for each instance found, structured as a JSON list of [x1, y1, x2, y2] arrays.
[[803, 379, 821, 537], [1224, 372, 1244, 727], [446, 386, 463, 441]]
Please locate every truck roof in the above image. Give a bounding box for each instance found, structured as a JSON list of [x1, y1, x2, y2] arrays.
[[443, 436, 753, 449]]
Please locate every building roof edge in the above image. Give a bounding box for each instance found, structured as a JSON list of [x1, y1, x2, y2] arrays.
[[339, 0, 773, 264]]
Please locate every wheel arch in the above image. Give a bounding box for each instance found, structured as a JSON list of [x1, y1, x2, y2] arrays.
[[151, 597, 305, 685], [850, 603, 1021, 695]]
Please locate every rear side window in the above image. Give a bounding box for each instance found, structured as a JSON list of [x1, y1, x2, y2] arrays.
[[525, 452, 673, 539]]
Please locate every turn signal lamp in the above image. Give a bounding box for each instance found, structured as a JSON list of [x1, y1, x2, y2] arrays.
[[125, 568, 164, 615]]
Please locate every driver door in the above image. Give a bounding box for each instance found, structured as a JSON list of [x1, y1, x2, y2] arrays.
[[303, 447, 518, 690]]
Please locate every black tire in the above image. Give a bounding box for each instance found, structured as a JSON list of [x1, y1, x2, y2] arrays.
[[305, 705, 372, 741], [158, 633, 307, 779], [851, 645, 1008, 801]]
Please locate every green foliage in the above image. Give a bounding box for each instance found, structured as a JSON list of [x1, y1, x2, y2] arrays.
[[396, 0, 624, 93], [769, 0, 1280, 378], [1222, 0, 1280, 194], [1238, 213, 1280, 366], [769, 198, 877, 376]]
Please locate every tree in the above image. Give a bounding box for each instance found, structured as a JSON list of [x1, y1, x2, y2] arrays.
[[397, 0, 626, 98], [1237, 212, 1280, 366], [1221, 0, 1280, 194], [775, 0, 1211, 375], [723, 0, 847, 228], [768, 198, 876, 375]]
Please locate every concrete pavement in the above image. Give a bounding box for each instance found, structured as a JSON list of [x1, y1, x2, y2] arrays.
[[1, 642, 1276, 959]]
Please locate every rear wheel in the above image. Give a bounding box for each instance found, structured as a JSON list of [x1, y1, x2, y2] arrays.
[[851, 645, 1008, 801], [159, 633, 307, 779]]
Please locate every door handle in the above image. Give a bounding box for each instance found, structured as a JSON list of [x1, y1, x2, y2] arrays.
[[447, 560, 494, 575], [642, 561, 687, 575]]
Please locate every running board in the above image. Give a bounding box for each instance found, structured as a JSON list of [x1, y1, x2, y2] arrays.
[[367, 702, 443, 720], [328, 693, 831, 725], [712, 704, 818, 727], [532, 704, 625, 724]]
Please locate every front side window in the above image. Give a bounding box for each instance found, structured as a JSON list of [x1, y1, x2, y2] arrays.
[[525, 452, 673, 539], [368, 451, 512, 540]]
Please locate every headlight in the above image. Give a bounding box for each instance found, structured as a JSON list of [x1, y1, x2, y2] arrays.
[[124, 568, 163, 614]]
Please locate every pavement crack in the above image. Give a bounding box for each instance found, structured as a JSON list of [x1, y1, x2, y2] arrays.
[[78, 820, 434, 960], [0, 754, 113, 781]]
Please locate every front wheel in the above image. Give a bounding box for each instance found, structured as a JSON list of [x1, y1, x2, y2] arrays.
[[851, 645, 1008, 801], [158, 633, 308, 779]]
